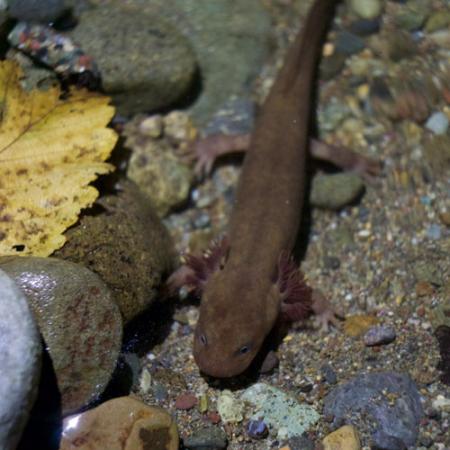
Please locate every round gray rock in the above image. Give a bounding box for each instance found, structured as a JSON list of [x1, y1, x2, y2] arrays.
[[0, 257, 123, 415], [0, 269, 41, 450], [67, 2, 197, 115], [131, 0, 272, 124]]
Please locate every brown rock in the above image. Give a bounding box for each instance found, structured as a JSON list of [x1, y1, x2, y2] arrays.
[[54, 179, 174, 323], [60, 396, 179, 450], [322, 425, 361, 450], [175, 393, 197, 410]]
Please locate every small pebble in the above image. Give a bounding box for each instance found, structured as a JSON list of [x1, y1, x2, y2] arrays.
[[364, 325, 397, 346], [153, 383, 169, 402], [426, 224, 442, 240], [321, 364, 338, 384], [323, 255, 341, 270], [217, 390, 244, 423], [206, 411, 221, 424], [198, 394, 208, 414], [425, 112, 449, 135], [322, 425, 361, 450], [349, 18, 380, 36], [247, 419, 269, 439], [335, 31, 366, 56], [175, 393, 198, 410], [349, 0, 382, 19]]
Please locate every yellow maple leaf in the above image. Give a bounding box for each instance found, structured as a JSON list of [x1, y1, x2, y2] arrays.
[[0, 60, 118, 256]]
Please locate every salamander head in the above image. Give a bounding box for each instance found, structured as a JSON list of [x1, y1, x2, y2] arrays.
[[193, 273, 280, 378]]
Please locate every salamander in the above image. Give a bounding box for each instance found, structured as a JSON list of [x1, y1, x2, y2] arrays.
[[171, 0, 375, 377]]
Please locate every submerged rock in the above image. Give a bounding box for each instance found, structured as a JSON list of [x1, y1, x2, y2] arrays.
[[60, 396, 179, 450], [0, 256, 122, 415], [324, 371, 423, 449], [0, 269, 41, 450], [54, 179, 175, 323], [68, 1, 197, 115], [310, 173, 364, 210]]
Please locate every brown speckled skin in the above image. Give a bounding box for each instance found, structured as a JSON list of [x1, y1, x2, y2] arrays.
[[194, 0, 338, 378]]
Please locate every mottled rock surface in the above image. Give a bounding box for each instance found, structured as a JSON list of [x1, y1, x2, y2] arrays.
[[0, 256, 122, 415], [324, 372, 423, 449]]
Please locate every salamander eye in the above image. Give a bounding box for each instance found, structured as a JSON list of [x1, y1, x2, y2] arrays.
[[239, 345, 250, 355], [199, 334, 208, 346]]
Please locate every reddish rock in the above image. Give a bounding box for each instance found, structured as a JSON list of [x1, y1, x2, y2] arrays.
[[175, 393, 198, 410]]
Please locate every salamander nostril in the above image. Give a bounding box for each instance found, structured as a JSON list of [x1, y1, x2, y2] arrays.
[[199, 334, 208, 345]]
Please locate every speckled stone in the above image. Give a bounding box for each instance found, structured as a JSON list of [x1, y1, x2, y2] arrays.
[[241, 383, 319, 439], [0, 269, 41, 450], [217, 390, 244, 423], [0, 256, 122, 415], [349, 0, 382, 20], [67, 1, 196, 115], [54, 179, 175, 323], [324, 372, 423, 449], [364, 325, 396, 346], [124, 114, 195, 217], [60, 396, 178, 450]]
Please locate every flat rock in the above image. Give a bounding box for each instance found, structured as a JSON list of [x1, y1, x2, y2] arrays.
[[324, 371, 423, 449], [68, 1, 197, 115], [60, 396, 178, 450], [54, 179, 175, 323], [241, 383, 319, 440], [0, 269, 42, 450], [0, 256, 122, 415], [132, 0, 272, 124]]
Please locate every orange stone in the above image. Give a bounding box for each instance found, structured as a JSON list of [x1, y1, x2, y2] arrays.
[[344, 315, 379, 337], [60, 396, 178, 450]]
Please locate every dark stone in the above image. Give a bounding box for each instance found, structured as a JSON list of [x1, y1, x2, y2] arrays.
[[9, 0, 68, 23], [183, 426, 228, 450], [321, 364, 338, 384], [348, 18, 381, 36], [335, 30, 366, 56], [324, 371, 423, 449], [435, 325, 450, 385]]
